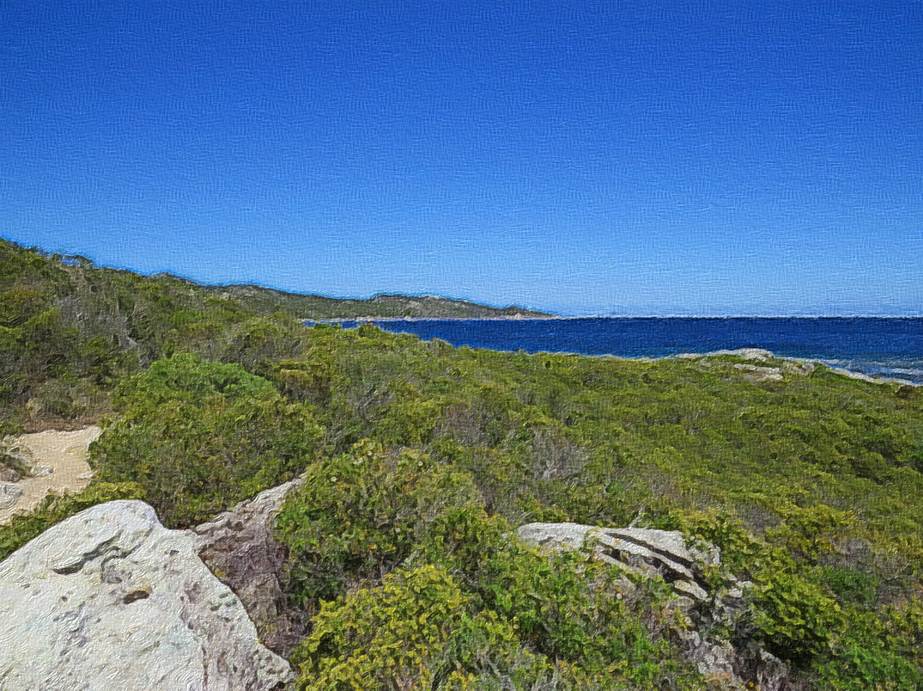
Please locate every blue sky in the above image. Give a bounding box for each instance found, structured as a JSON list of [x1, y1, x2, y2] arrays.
[[2, 1, 921, 315]]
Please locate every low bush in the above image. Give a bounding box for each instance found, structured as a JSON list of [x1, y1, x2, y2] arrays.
[[291, 564, 553, 690], [90, 354, 323, 526], [275, 439, 481, 604]]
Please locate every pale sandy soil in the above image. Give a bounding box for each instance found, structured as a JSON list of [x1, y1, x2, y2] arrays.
[[0, 426, 101, 525]]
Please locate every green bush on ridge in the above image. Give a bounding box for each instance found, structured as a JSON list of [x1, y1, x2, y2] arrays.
[[89, 354, 324, 527]]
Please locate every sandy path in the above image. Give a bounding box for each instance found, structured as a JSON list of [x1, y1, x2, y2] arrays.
[[0, 426, 101, 525]]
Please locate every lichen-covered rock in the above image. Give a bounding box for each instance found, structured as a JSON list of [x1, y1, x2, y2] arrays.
[[194, 477, 307, 655], [0, 500, 293, 690]]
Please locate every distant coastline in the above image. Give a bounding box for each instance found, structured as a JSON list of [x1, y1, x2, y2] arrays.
[[313, 316, 923, 387], [315, 314, 923, 323]]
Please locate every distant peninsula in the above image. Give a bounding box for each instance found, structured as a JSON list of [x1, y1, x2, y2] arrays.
[[0, 238, 549, 321]]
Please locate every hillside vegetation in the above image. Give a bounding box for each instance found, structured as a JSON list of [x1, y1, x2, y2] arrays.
[[2, 238, 922, 688], [0, 238, 541, 434]]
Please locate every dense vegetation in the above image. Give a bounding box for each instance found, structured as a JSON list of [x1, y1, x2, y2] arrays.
[[2, 239, 922, 688], [0, 238, 541, 433]]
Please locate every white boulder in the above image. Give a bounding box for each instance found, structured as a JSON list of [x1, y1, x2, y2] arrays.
[[0, 500, 293, 690]]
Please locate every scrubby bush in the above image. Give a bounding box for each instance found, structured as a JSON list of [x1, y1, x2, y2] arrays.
[[421, 505, 697, 687], [811, 604, 923, 689], [275, 439, 481, 603], [90, 354, 323, 526], [292, 564, 555, 690]]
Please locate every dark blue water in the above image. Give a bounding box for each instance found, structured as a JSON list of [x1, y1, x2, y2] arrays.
[[330, 318, 923, 384]]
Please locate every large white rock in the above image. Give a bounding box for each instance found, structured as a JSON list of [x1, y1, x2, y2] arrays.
[[0, 500, 293, 690]]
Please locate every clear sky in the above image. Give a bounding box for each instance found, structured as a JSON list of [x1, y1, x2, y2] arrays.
[[2, 1, 921, 315]]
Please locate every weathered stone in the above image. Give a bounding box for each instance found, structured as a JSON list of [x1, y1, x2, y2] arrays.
[[734, 363, 784, 382], [610, 527, 721, 568], [673, 579, 708, 601], [194, 477, 307, 655], [0, 500, 293, 690], [516, 523, 715, 600], [677, 628, 743, 688], [0, 483, 22, 510], [517, 522, 791, 689]]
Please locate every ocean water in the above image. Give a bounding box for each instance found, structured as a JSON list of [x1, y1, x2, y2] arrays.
[[332, 317, 923, 385]]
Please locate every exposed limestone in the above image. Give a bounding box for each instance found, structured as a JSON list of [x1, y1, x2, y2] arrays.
[[733, 363, 785, 383], [194, 477, 307, 655], [0, 500, 293, 690], [677, 348, 775, 362], [516, 523, 717, 600]]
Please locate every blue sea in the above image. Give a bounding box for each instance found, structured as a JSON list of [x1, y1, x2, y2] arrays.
[[331, 318, 923, 385]]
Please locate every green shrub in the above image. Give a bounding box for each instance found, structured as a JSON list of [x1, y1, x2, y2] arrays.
[[750, 568, 842, 661], [422, 505, 696, 687], [816, 565, 879, 608], [275, 439, 481, 603], [0, 481, 145, 561], [90, 354, 323, 526], [292, 564, 552, 690], [812, 605, 923, 689]]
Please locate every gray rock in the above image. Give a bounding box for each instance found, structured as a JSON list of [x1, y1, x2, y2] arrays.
[[516, 523, 715, 600], [0, 500, 293, 690], [516, 522, 790, 689], [194, 477, 307, 655], [733, 363, 784, 382], [0, 483, 22, 510], [677, 628, 743, 688]]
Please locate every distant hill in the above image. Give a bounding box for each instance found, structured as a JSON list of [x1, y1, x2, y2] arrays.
[[0, 238, 547, 320], [0, 237, 544, 431], [208, 284, 548, 320]]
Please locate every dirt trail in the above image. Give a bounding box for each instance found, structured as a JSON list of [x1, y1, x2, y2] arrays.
[[0, 426, 101, 525]]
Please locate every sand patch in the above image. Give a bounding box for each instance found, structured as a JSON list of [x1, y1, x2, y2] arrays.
[[0, 426, 101, 525]]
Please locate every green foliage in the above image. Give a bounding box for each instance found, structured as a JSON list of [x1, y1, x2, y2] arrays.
[[4, 239, 923, 686], [766, 504, 854, 562], [275, 440, 481, 603], [812, 604, 923, 689], [90, 354, 323, 526], [750, 567, 842, 661], [0, 482, 145, 561], [421, 506, 692, 686], [292, 564, 555, 690], [0, 237, 541, 429], [815, 565, 879, 608]]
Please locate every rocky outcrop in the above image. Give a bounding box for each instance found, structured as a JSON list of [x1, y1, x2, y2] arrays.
[[0, 500, 293, 690], [194, 477, 307, 655], [517, 522, 789, 690], [517, 523, 718, 603]]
